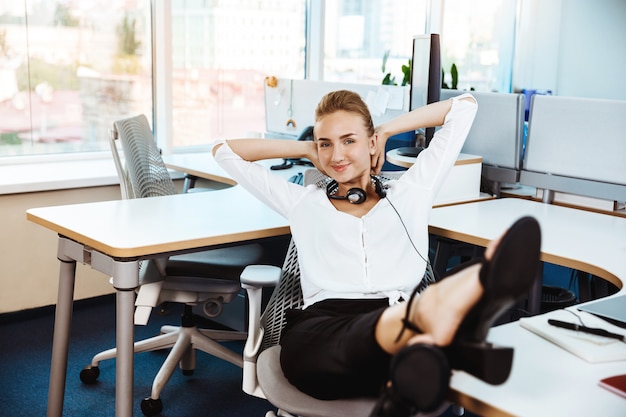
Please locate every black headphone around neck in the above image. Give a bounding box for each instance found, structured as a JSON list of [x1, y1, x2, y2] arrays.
[[326, 176, 386, 204]]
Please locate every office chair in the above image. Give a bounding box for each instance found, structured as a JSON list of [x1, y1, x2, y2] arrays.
[[239, 170, 451, 417], [79, 114, 266, 416]]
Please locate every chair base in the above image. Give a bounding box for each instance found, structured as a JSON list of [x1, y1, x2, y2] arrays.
[[82, 314, 246, 415]]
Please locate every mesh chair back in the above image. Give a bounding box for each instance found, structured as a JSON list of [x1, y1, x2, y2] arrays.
[[114, 114, 177, 198], [109, 128, 135, 200], [260, 239, 302, 352]]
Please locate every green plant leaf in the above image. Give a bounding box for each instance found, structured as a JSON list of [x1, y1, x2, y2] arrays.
[[382, 50, 390, 73], [451, 63, 458, 89], [382, 73, 396, 86], [401, 59, 411, 86]]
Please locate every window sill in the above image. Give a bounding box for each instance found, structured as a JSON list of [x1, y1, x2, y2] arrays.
[[0, 156, 186, 195], [0, 157, 120, 195]]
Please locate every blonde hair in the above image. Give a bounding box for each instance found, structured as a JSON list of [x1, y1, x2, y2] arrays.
[[314, 90, 375, 137]]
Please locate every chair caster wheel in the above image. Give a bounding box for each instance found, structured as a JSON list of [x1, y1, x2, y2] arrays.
[[141, 397, 163, 416], [79, 365, 100, 384]]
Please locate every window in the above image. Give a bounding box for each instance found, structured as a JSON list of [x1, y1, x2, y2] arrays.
[[323, 0, 427, 85], [440, 0, 517, 93], [0, 0, 518, 161], [0, 0, 152, 158], [169, 1, 306, 149]]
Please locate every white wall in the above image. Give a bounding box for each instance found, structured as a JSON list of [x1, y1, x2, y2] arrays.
[[514, 0, 626, 100], [557, 0, 626, 99], [0, 186, 121, 313]]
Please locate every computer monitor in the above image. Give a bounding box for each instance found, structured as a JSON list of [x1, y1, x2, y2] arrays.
[[396, 34, 441, 157]]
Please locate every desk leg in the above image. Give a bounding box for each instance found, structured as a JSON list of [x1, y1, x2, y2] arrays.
[[47, 256, 77, 417], [111, 260, 139, 417], [527, 266, 543, 315]]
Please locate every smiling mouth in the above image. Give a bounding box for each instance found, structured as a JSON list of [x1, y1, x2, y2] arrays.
[[332, 164, 349, 173]]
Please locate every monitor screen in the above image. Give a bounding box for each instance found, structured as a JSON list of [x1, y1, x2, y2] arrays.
[[410, 34, 441, 145]]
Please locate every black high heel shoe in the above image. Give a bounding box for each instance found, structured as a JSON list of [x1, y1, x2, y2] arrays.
[[370, 344, 450, 417], [444, 216, 541, 384], [394, 216, 541, 385]]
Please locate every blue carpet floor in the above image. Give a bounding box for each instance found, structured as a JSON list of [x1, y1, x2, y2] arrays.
[[0, 295, 476, 416], [0, 295, 273, 416], [1, 253, 601, 416]]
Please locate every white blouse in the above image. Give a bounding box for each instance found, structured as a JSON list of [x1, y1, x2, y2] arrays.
[[214, 93, 477, 308]]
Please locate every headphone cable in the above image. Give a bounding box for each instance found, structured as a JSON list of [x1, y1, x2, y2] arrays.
[[386, 195, 438, 287]]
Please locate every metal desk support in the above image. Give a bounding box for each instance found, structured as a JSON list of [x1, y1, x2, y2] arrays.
[[47, 236, 139, 417]]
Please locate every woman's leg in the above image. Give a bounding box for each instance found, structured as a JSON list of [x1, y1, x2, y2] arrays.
[[371, 216, 541, 416], [280, 299, 393, 400], [375, 262, 483, 354], [375, 215, 538, 355]]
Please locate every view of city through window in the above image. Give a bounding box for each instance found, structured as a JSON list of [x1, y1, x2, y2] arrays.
[[324, 0, 425, 85], [170, 1, 306, 147], [0, 0, 151, 157], [0, 0, 515, 157]]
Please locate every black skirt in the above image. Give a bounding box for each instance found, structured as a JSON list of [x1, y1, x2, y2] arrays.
[[279, 298, 392, 400]]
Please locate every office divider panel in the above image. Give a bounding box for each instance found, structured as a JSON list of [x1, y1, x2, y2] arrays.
[[521, 95, 626, 201], [440, 90, 525, 185]]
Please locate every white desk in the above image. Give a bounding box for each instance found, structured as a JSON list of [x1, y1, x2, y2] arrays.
[[163, 152, 303, 187], [386, 149, 483, 170], [27, 187, 290, 417], [429, 198, 626, 416], [29, 169, 626, 416], [386, 149, 493, 206]]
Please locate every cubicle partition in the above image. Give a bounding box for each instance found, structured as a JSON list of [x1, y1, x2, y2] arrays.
[[521, 95, 626, 205], [440, 90, 526, 192]]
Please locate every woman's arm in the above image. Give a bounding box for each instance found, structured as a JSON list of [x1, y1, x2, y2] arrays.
[[212, 138, 318, 163], [372, 95, 476, 173]]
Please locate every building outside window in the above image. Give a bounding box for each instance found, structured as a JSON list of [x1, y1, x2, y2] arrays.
[[440, 0, 516, 93], [323, 0, 426, 85], [169, 0, 306, 148], [0, 0, 517, 159], [0, 0, 152, 158]]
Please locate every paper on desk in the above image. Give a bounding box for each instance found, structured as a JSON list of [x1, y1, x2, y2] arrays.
[[519, 308, 626, 363], [366, 88, 389, 117]]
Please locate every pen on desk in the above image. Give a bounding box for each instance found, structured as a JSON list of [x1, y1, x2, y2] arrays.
[[547, 319, 626, 342]]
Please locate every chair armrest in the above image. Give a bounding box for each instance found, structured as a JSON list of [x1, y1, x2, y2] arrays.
[[241, 264, 281, 396], [241, 265, 281, 355], [241, 265, 281, 352], [240, 264, 281, 288]]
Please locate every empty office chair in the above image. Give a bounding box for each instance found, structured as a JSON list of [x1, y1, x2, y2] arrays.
[[239, 170, 450, 417], [80, 114, 266, 416]]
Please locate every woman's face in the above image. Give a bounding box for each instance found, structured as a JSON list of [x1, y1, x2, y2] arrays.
[[314, 110, 376, 184]]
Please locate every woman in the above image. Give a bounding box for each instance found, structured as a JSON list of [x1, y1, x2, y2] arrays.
[[213, 91, 540, 415]]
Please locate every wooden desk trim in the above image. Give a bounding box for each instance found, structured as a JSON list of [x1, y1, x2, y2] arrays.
[[432, 193, 495, 208], [26, 188, 291, 259], [500, 191, 626, 219], [386, 149, 482, 169], [429, 223, 621, 289], [164, 160, 237, 186], [163, 153, 301, 187], [447, 391, 515, 417], [26, 214, 290, 259], [429, 199, 625, 290]]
